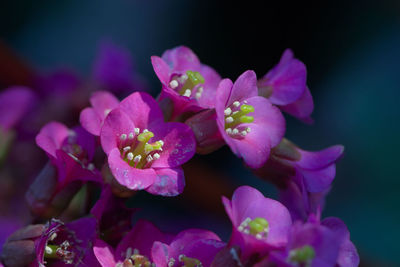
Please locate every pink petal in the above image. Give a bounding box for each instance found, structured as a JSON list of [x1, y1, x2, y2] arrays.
[[146, 167, 185, 196], [149, 122, 196, 168], [80, 107, 102, 136], [36, 122, 69, 157], [93, 239, 116, 267], [90, 91, 119, 121], [227, 70, 258, 106], [100, 108, 136, 155], [301, 164, 336, 193], [108, 148, 155, 190], [280, 86, 314, 122], [297, 145, 344, 170], [151, 56, 171, 85], [119, 92, 164, 130], [161, 46, 201, 72]]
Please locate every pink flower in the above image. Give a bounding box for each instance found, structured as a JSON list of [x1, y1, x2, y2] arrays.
[[151, 46, 221, 119], [80, 91, 120, 136], [93, 220, 173, 267], [222, 186, 292, 261], [258, 49, 314, 123], [152, 229, 225, 267], [100, 92, 196, 196], [216, 70, 286, 168]]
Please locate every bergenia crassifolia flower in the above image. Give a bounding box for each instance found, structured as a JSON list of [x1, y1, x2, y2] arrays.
[[222, 185, 292, 261], [34, 218, 100, 267], [80, 90, 120, 136], [151, 46, 221, 119], [27, 122, 101, 216], [216, 70, 285, 168], [258, 49, 314, 123], [100, 92, 196, 196], [93, 220, 173, 267], [254, 139, 344, 221], [152, 228, 225, 267]]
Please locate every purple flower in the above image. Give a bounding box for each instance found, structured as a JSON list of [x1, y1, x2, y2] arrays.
[[222, 186, 292, 260], [259, 216, 359, 267], [0, 86, 37, 131], [215, 70, 286, 168], [152, 229, 225, 267], [80, 91, 120, 136], [93, 220, 173, 267], [151, 46, 221, 119], [34, 218, 100, 267], [100, 92, 196, 196], [258, 49, 314, 123], [256, 139, 344, 221], [92, 41, 147, 94], [28, 122, 102, 216]]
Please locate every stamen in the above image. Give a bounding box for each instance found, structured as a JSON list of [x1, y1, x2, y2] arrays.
[[233, 101, 240, 107], [169, 80, 179, 89], [183, 89, 192, 97], [225, 116, 234, 123], [128, 132, 134, 140], [134, 155, 141, 163], [87, 163, 95, 171], [241, 131, 247, 136], [246, 127, 251, 133], [288, 245, 316, 264], [123, 146, 131, 152], [224, 107, 232, 116], [153, 153, 160, 160], [225, 128, 232, 135], [195, 92, 202, 99], [146, 155, 153, 162], [134, 128, 140, 135], [232, 129, 239, 135], [45, 246, 53, 254], [127, 152, 134, 161], [238, 217, 269, 240], [120, 134, 127, 141]]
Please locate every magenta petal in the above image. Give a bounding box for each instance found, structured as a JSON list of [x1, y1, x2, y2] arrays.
[[297, 145, 344, 170], [90, 91, 119, 121], [73, 126, 96, 160], [227, 70, 258, 106], [100, 108, 136, 155], [115, 220, 170, 261], [151, 56, 171, 85], [149, 122, 196, 168], [245, 96, 286, 147], [301, 165, 336, 193], [196, 65, 222, 108], [0, 86, 37, 130], [151, 241, 170, 266], [36, 122, 69, 157], [161, 46, 200, 71], [264, 54, 307, 106], [108, 148, 156, 190], [336, 239, 360, 267], [280, 87, 314, 122], [119, 92, 164, 130], [146, 167, 185, 196], [229, 124, 271, 168], [180, 239, 226, 267], [221, 196, 234, 223], [80, 107, 102, 136], [93, 239, 116, 267]]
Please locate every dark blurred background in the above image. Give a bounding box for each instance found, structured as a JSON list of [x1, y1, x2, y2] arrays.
[[1, 0, 399, 266]]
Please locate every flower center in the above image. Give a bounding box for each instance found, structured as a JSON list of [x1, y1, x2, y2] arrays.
[[288, 245, 316, 266], [224, 101, 254, 139], [44, 241, 75, 264], [237, 217, 269, 240], [118, 129, 164, 169], [169, 70, 205, 99], [116, 248, 154, 267], [62, 131, 95, 171]]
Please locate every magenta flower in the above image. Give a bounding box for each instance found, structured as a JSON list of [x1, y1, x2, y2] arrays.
[[151, 46, 221, 119], [152, 229, 225, 267], [94, 220, 173, 267], [215, 70, 285, 168], [222, 186, 292, 260], [100, 92, 196, 196], [257, 140, 344, 221], [34, 218, 100, 267], [0, 86, 37, 132], [258, 49, 314, 123], [80, 91, 120, 136], [28, 122, 102, 216]]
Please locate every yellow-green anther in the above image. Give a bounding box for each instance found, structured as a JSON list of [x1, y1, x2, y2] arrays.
[[137, 131, 154, 142], [248, 217, 269, 235], [240, 116, 254, 123], [144, 141, 163, 154], [179, 255, 202, 267], [240, 104, 255, 113], [44, 245, 60, 259], [290, 245, 316, 263], [179, 71, 205, 95]]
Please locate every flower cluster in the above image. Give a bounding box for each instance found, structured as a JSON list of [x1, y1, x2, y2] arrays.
[[0, 44, 359, 267]]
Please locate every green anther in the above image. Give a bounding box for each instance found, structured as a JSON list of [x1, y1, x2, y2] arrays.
[[239, 115, 254, 123], [179, 70, 205, 95], [180, 255, 202, 267], [289, 245, 316, 263], [248, 217, 269, 235], [137, 131, 154, 142], [240, 104, 255, 113], [144, 141, 163, 154]]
